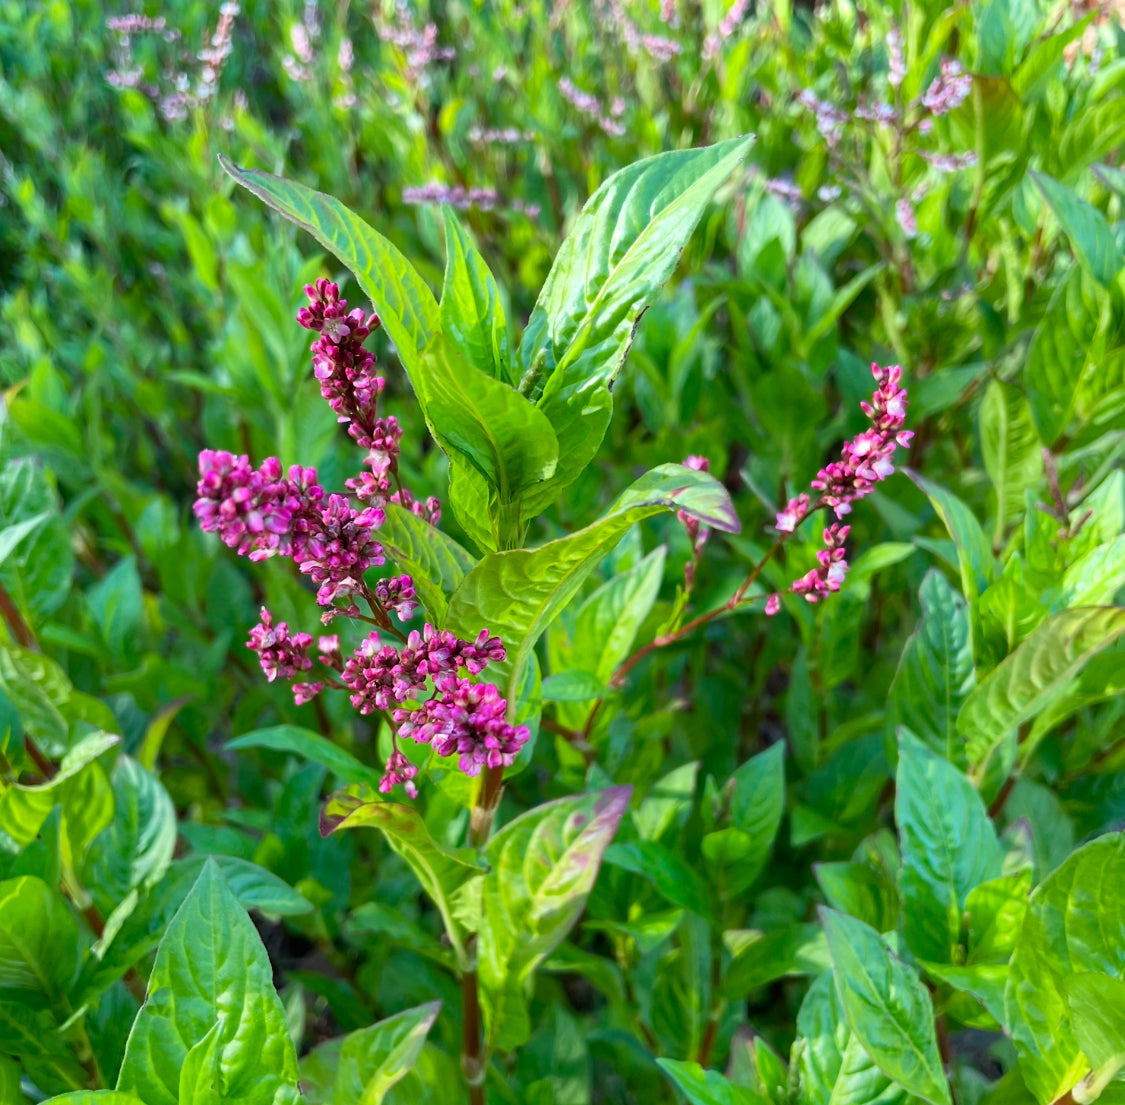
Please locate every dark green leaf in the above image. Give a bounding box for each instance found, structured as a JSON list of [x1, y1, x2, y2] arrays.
[[228, 725, 385, 790]]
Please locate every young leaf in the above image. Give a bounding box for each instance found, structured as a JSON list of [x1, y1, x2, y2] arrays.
[[1064, 973, 1125, 1098], [979, 381, 1043, 540], [896, 730, 1002, 962], [1032, 171, 1125, 288], [228, 725, 385, 790], [440, 206, 512, 383], [378, 504, 476, 625], [958, 606, 1125, 767], [656, 1058, 766, 1105], [218, 157, 439, 377], [445, 464, 738, 706], [1006, 833, 1125, 1104], [605, 839, 714, 919], [117, 859, 301, 1105], [519, 136, 754, 511], [633, 761, 699, 843], [300, 1000, 441, 1105], [888, 571, 976, 766], [0, 876, 82, 1004], [910, 472, 995, 600], [814, 862, 898, 933], [320, 791, 482, 955], [479, 786, 631, 1049], [820, 908, 952, 1105]]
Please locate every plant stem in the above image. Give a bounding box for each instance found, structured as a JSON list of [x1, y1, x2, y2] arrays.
[[0, 581, 36, 650], [461, 956, 486, 1105], [25, 735, 56, 779], [469, 763, 504, 849]]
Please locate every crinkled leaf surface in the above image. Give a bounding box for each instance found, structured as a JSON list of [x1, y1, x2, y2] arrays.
[[958, 607, 1125, 767], [480, 786, 630, 1050], [1006, 834, 1125, 1104], [896, 730, 1001, 962], [445, 464, 738, 708], [117, 860, 301, 1105], [821, 908, 952, 1105]]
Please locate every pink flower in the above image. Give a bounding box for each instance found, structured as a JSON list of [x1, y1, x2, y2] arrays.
[[790, 523, 851, 603], [247, 608, 313, 682], [765, 594, 781, 616]]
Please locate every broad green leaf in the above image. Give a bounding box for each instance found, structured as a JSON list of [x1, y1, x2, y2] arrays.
[[1065, 973, 1125, 1099], [979, 381, 1043, 540], [605, 839, 713, 919], [634, 761, 699, 843], [814, 862, 898, 933], [0, 876, 82, 1003], [178, 1019, 222, 1105], [320, 791, 482, 953], [703, 743, 785, 897], [911, 473, 994, 600], [0, 646, 71, 755], [656, 1058, 765, 1105], [38, 1095, 149, 1104], [896, 731, 1002, 963], [796, 970, 911, 1105], [300, 1001, 441, 1105], [1032, 171, 1125, 288], [479, 786, 630, 1049], [439, 206, 511, 383], [228, 725, 385, 790], [117, 860, 301, 1105], [888, 571, 976, 765], [721, 924, 830, 998], [519, 137, 754, 510], [378, 504, 476, 625], [821, 908, 952, 1105], [1006, 834, 1125, 1104], [1058, 536, 1125, 609], [540, 669, 607, 702], [445, 464, 738, 706], [923, 961, 1010, 1028], [958, 607, 1125, 767], [571, 546, 667, 687], [83, 756, 176, 915], [219, 157, 439, 376], [0, 1001, 87, 1096], [966, 871, 1031, 962], [414, 331, 558, 505]]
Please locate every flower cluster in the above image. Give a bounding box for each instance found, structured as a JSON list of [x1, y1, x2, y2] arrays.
[[557, 78, 627, 137], [922, 60, 972, 116], [401, 182, 540, 219], [767, 364, 910, 615]]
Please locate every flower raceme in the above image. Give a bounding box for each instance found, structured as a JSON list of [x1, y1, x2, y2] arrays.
[[767, 363, 911, 613], [195, 281, 527, 796]]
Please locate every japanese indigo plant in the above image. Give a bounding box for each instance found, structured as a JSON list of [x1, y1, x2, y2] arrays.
[[180, 137, 912, 1103]]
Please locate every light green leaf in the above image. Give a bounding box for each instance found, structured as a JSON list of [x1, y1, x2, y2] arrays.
[[814, 862, 898, 933], [1058, 536, 1125, 609], [38, 1095, 149, 1104], [821, 908, 952, 1105], [896, 730, 1001, 962], [320, 791, 482, 955], [378, 504, 476, 625], [923, 961, 1010, 1028], [117, 860, 301, 1105], [634, 761, 699, 843], [0, 876, 82, 1004], [445, 464, 738, 707], [540, 669, 607, 702], [888, 571, 976, 766], [656, 1058, 765, 1105], [228, 725, 384, 790], [1032, 171, 1125, 288], [519, 137, 754, 510], [979, 381, 1043, 540], [910, 473, 994, 600], [1006, 834, 1125, 1104], [571, 546, 667, 686], [479, 787, 630, 1049], [796, 970, 911, 1105], [606, 839, 713, 919], [958, 607, 1125, 767], [966, 871, 1031, 962], [721, 924, 830, 998], [219, 157, 439, 376], [440, 206, 511, 383], [83, 756, 176, 914], [1065, 973, 1125, 1099], [300, 1001, 441, 1105]]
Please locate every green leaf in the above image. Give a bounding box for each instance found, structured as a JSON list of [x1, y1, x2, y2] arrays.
[[814, 862, 898, 933], [540, 669, 607, 702], [1006, 834, 1125, 1104], [479, 787, 630, 1049], [1058, 536, 1125, 609], [320, 791, 482, 955], [571, 546, 667, 687], [378, 504, 476, 625], [721, 924, 830, 998], [219, 157, 439, 377], [910, 473, 994, 600], [445, 464, 738, 706], [440, 206, 511, 383], [1065, 973, 1125, 1098], [958, 607, 1125, 767], [228, 725, 385, 790], [889, 571, 976, 765], [83, 756, 176, 915], [0, 1001, 87, 1096], [519, 136, 754, 510], [796, 970, 911, 1105], [414, 331, 558, 505], [1032, 171, 1125, 288], [820, 908, 952, 1105], [966, 871, 1031, 962], [0, 876, 82, 1004], [656, 1058, 765, 1105], [300, 1001, 441, 1105], [979, 381, 1043, 540], [38, 1095, 149, 1104], [634, 761, 699, 843], [605, 839, 713, 919], [896, 731, 1002, 963], [117, 860, 301, 1105]]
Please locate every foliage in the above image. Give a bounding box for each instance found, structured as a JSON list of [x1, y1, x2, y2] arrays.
[[1, 0, 1125, 1103]]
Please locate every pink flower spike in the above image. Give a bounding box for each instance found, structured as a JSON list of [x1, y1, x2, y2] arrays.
[[765, 594, 781, 616]]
